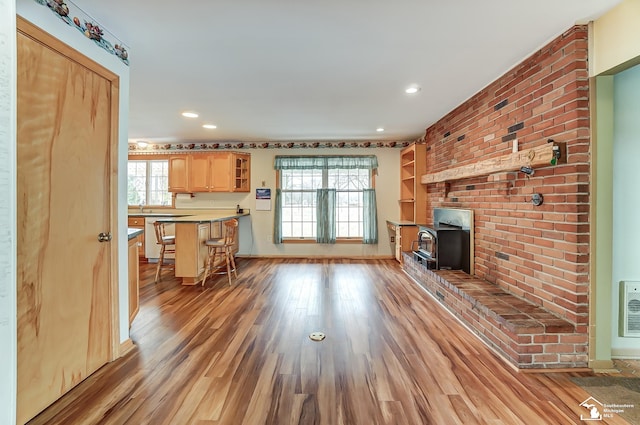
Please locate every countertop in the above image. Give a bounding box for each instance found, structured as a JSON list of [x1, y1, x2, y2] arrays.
[[128, 208, 250, 218], [386, 219, 421, 227], [154, 210, 250, 224], [127, 228, 144, 240], [129, 213, 188, 218]]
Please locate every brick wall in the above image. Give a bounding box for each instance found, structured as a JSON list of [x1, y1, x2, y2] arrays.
[[420, 25, 590, 332]]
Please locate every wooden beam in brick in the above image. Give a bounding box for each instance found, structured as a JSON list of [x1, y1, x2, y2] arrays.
[[421, 142, 566, 184]]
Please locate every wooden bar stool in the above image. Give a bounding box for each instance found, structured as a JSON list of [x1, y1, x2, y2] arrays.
[[201, 219, 238, 286], [153, 221, 176, 283]]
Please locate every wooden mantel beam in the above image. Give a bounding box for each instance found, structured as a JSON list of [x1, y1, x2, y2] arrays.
[[420, 142, 566, 185]]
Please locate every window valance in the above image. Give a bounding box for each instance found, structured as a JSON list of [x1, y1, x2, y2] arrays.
[[274, 155, 378, 170]]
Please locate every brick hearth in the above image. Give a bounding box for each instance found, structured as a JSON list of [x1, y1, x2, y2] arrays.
[[403, 253, 588, 369]]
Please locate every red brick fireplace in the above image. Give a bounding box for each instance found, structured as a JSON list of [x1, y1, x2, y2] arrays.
[[407, 25, 591, 368]]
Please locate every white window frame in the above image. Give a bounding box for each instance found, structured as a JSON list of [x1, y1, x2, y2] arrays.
[[127, 159, 171, 207], [278, 167, 374, 242]]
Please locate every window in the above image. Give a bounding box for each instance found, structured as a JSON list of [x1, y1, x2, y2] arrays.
[[274, 156, 378, 244], [280, 168, 322, 239], [127, 160, 171, 206]]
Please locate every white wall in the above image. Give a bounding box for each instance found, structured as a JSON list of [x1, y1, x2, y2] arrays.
[[591, 0, 640, 367], [0, 1, 17, 423], [16, 0, 131, 343], [174, 147, 400, 258], [612, 63, 640, 356], [591, 0, 640, 75]]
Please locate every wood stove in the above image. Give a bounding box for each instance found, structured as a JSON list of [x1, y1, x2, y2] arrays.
[[412, 208, 474, 274]]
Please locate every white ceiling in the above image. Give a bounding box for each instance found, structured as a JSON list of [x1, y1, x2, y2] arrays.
[[75, 0, 621, 144]]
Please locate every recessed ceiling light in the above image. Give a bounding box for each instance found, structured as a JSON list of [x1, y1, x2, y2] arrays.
[[181, 111, 199, 118], [202, 124, 217, 129], [405, 86, 421, 94], [376, 127, 385, 132]]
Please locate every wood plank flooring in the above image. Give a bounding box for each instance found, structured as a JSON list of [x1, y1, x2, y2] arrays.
[[27, 259, 631, 425]]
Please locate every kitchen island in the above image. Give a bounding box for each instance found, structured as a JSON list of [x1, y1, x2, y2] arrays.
[[155, 210, 250, 285]]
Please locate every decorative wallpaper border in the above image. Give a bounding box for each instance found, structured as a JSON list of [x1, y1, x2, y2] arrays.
[[33, 0, 129, 65], [128, 140, 412, 152]]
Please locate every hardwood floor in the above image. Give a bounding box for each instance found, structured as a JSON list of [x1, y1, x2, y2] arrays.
[[27, 259, 631, 425]]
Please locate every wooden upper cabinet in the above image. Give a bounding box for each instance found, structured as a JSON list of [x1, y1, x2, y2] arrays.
[[210, 152, 232, 191], [190, 153, 231, 192], [168, 152, 250, 193], [168, 156, 189, 192], [190, 155, 214, 192], [232, 153, 251, 192]]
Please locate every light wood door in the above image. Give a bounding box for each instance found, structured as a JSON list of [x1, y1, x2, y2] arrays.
[[17, 19, 118, 425]]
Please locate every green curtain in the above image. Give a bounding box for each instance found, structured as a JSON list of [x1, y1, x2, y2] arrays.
[[316, 189, 336, 243], [363, 189, 378, 244], [274, 155, 378, 244], [274, 155, 378, 171], [273, 188, 283, 244]]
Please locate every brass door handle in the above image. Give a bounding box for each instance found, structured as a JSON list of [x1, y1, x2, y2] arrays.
[[98, 232, 112, 242]]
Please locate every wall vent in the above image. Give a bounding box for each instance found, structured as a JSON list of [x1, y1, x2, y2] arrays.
[[619, 281, 640, 338]]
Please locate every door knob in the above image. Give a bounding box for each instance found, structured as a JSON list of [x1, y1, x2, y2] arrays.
[[98, 232, 112, 242]]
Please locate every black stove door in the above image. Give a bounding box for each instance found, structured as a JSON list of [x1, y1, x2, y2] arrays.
[[437, 230, 470, 273]]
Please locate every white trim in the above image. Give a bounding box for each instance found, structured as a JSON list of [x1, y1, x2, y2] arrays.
[[0, 1, 17, 423]]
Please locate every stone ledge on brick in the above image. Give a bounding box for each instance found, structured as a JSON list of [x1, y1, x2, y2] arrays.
[[402, 252, 587, 369], [434, 269, 575, 335]]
